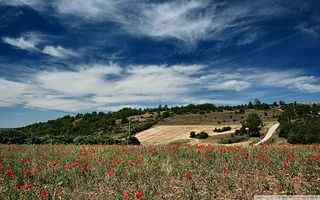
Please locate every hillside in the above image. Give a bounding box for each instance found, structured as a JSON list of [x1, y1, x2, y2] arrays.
[[1, 102, 319, 145]]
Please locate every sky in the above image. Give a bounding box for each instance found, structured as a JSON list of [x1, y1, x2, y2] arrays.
[[0, 0, 320, 128]]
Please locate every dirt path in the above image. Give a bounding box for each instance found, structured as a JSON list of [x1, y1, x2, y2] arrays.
[[255, 122, 280, 145]]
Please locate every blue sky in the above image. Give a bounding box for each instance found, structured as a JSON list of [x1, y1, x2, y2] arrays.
[[0, 0, 320, 128]]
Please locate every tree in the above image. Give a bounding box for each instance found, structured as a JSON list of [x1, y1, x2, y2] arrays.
[[248, 102, 254, 109], [241, 113, 263, 137], [190, 131, 196, 138]]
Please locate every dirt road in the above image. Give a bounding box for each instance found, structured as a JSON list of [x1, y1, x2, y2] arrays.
[[255, 122, 280, 145]]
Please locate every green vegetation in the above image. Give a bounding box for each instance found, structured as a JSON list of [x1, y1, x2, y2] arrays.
[[1, 145, 319, 199], [218, 135, 249, 144], [214, 126, 231, 133], [238, 112, 263, 137], [278, 103, 320, 144], [1, 100, 319, 145], [190, 131, 209, 139]]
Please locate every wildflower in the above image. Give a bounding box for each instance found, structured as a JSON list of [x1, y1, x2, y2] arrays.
[[6, 168, 15, 177], [106, 169, 114, 177], [310, 154, 320, 162], [128, 160, 136, 166], [123, 191, 130, 199], [40, 190, 49, 198], [223, 167, 229, 177], [135, 191, 143, 199], [16, 183, 33, 190], [22, 168, 36, 177], [64, 161, 80, 170], [185, 171, 192, 180], [82, 161, 91, 172], [154, 192, 161, 197], [0, 160, 3, 172], [19, 157, 32, 164], [283, 153, 295, 170]]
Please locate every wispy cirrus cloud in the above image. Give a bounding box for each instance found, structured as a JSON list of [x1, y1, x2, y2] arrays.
[[0, 0, 44, 8], [2, 37, 38, 51], [2, 34, 78, 59], [21, 0, 289, 45]]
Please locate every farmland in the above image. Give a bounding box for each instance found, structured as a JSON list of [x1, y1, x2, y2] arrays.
[[0, 144, 319, 199], [136, 125, 241, 145]]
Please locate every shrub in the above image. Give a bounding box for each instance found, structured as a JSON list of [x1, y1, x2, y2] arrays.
[[190, 131, 196, 138], [286, 118, 320, 144], [219, 135, 249, 144], [214, 127, 231, 133], [127, 137, 141, 145], [189, 131, 208, 139], [241, 113, 263, 137], [197, 132, 209, 139]]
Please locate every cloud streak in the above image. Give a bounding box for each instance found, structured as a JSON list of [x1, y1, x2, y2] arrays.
[[0, 63, 319, 112], [2, 35, 78, 59]]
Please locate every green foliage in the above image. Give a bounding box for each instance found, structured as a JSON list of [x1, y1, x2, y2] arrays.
[[190, 131, 208, 139], [190, 131, 196, 138], [286, 118, 320, 144], [214, 127, 231, 133], [278, 103, 320, 144], [241, 113, 263, 137], [219, 135, 249, 144]]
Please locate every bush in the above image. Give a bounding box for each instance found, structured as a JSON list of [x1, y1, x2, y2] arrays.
[[214, 127, 231, 133], [219, 135, 249, 144], [241, 113, 263, 137], [127, 137, 141, 145], [190, 131, 196, 138], [190, 131, 208, 139], [197, 132, 209, 139], [286, 118, 320, 144]]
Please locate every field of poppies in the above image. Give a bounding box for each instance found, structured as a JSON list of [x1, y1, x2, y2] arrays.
[[0, 144, 319, 200]]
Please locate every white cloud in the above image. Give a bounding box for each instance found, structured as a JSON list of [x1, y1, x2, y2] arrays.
[[24, 95, 99, 112], [296, 23, 320, 38], [2, 0, 295, 46], [2, 35, 78, 59], [207, 80, 251, 92], [1, 64, 319, 112], [0, 78, 32, 106], [250, 71, 320, 93], [130, 1, 212, 44], [0, 0, 44, 8], [55, 0, 127, 21], [42, 46, 78, 58], [35, 64, 123, 96], [50, 0, 288, 45], [3, 37, 38, 51]]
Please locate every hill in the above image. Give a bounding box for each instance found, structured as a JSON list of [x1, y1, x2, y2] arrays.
[[1, 101, 319, 145]]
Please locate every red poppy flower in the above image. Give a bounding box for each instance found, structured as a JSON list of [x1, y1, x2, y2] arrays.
[[6, 168, 15, 177], [106, 169, 114, 177], [135, 191, 143, 199], [123, 191, 130, 199], [185, 171, 192, 180], [0, 160, 3, 172], [16, 183, 33, 190], [223, 167, 229, 177], [40, 190, 49, 198], [309, 154, 320, 161]]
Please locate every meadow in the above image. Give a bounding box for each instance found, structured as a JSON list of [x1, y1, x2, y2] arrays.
[[0, 144, 319, 200]]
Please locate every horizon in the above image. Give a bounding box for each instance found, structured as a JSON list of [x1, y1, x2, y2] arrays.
[[1, 100, 319, 129], [1, 0, 320, 128]]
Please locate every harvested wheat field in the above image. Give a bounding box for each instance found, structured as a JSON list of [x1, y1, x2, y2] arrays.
[[136, 125, 241, 145]]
